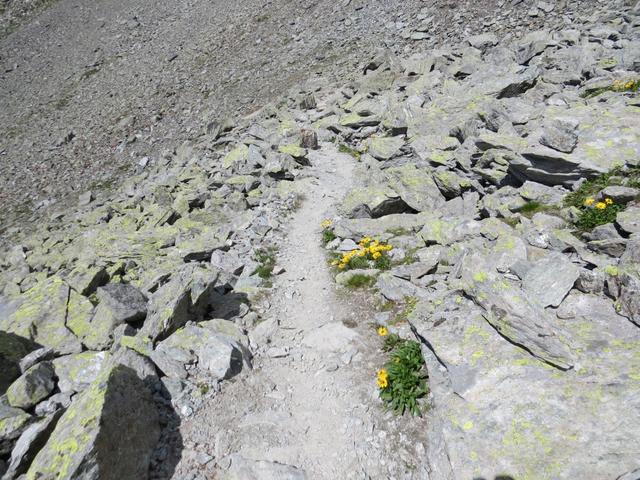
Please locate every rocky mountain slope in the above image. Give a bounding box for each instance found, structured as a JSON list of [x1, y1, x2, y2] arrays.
[[0, 0, 601, 233], [1, 0, 640, 479]]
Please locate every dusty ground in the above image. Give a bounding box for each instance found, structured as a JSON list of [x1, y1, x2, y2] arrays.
[[0, 0, 593, 234]]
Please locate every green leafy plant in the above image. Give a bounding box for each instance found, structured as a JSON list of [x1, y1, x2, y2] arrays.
[[575, 198, 624, 231], [322, 228, 336, 245], [377, 335, 428, 416], [253, 247, 277, 279]]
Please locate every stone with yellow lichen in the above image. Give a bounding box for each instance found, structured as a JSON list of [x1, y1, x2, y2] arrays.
[[26, 364, 159, 480]]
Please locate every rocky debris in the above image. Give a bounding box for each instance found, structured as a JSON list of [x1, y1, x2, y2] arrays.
[[2, 410, 62, 479], [150, 321, 250, 381], [0, 0, 638, 478], [26, 365, 160, 479]]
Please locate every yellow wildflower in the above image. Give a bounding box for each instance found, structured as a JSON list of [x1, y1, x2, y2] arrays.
[[605, 198, 614, 205], [376, 369, 389, 389], [595, 202, 607, 210], [584, 197, 595, 206], [377, 326, 389, 337], [372, 252, 382, 260], [320, 219, 332, 229]]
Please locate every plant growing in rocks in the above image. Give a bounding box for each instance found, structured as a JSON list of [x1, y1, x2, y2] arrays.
[[253, 247, 278, 279], [320, 219, 336, 245], [575, 197, 623, 231], [377, 331, 428, 416], [332, 237, 393, 271], [582, 78, 640, 98]]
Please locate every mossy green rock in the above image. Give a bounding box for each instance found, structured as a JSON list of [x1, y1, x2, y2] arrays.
[[53, 352, 110, 394], [367, 136, 405, 161], [278, 144, 307, 159], [0, 276, 83, 355], [223, 144, 249, 169], [385, 164, 445, 211], [26, 365, 160, 480], [6, 362, 55, 410]]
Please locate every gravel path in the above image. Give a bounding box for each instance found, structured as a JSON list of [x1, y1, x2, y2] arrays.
[[170, 144, 429, 479]]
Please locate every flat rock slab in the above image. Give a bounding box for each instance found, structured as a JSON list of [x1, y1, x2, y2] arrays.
[[412, 289, 640, 480], [522, 252, 579, 307]]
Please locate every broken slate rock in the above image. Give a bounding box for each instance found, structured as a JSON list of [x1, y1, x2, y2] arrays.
[[522, 252, 580, 308], [96, 283, 148, 324]]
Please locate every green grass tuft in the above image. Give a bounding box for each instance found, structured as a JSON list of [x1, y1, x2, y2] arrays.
[[345, 274, 376, 289]]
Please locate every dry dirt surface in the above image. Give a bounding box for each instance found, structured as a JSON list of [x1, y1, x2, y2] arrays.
[[0, 0, 595, 234]]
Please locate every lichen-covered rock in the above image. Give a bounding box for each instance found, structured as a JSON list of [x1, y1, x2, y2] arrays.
[[52, 351, 110, 394], [340, 186, 408, 219], [0, 277, 83, 355], [522, 252, 580, 308], [385, 164, 445, 211], [366, 136, 404, 161], [150, 323, 249, 381], [96, 283, 148, 324], [0, 397, 32, 456], [6, 362, 56, 410], [616, 206, 640, 235], [137, 264, 219, 343], [26, 365, 160, 480]]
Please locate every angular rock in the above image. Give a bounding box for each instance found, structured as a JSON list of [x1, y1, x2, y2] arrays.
[[597, 186, 639, 205], [616, 206, 640, 235], [375, 273, 421, 301], [465, 271, 574, 370], [138, 264, 219, 343], [522, 252, 580, 308], [151, 323, 248, 380], [340, 186, 409, 219], [0, 277, 83, 355], [540, 120, 578, 153], [6, 362, 55, 410], [385, 164, 445, 212], [26, 365, 160, 480], [367, 136, 404, 161], [52, 351, 110, 394], [96, 283, 148, 324]]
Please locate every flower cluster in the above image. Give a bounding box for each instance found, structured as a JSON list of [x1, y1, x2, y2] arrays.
[[584, 197, 614, 209], [577, 196, 622, 231], [376, 369, 389, 389], [332, 237, 393, 270], [612, 79, 639, 92]]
